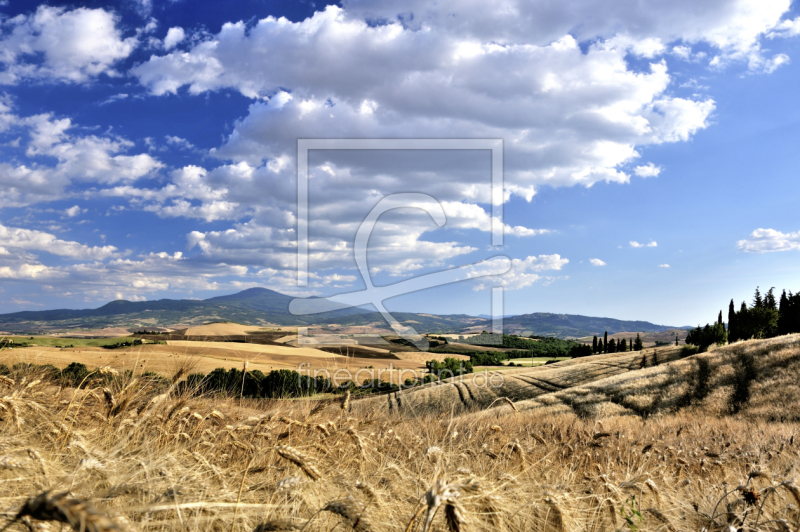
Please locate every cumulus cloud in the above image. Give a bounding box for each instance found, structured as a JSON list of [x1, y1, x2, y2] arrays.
[[0, 242, 256, 303], [630, 241, 658, 248], [164, 27, 185, 50], [589, 258, 606, 266], [659, 264, 670, 268], [472, 254, 569, 290], [737, 228, 800, 253], [131, 6, 720, 195], [64, 205, 83, 217], [165, 135, 194, 149], [0, 223, 118, 260], [0, 110, 162, 205], [0, 6, 136, 84], [768, 17, 800, 38], [119, 3, 734, 280], [634, 163, 662, 177]]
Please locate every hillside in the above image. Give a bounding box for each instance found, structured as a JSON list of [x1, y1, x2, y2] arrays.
[[0, 287, 679, 337], [354, 334, 800, 425]]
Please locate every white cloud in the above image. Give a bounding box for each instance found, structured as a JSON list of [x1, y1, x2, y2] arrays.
[[630, 241, 658, 248], [64, 205, 83, 217], [99, 93, 129, 106], [344, 0, 790, 61], [472, 254, 569, 290], [768, 16, 800, 38], [124, 3, 773, 280], [659, 264, 670, 268], [165, 135, 194, 149], [132, 6, 718, 194], [0, 223, 118, 260], [164, 27, 185, 50], [634, 163, 662, 177], [0, 111, 162, 205], [0, 6, 137, 84], [0, 263, 58, 280], [737, 228, 800, 253], [589, 258, 606, 266], [0, 248, 251, 301]]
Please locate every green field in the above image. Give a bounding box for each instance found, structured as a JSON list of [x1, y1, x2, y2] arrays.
[[1, 336, 141, 348]]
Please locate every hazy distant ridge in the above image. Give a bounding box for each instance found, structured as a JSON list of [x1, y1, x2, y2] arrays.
[[0, 287, 679, 337]]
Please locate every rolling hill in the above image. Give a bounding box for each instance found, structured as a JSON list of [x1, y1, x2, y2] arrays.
[[0, 287, 680, 337]]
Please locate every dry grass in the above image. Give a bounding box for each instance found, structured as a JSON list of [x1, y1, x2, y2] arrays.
[[0, 337, 799, 531]]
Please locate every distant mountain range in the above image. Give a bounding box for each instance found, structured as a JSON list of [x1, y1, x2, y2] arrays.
[[0, 287, 684, 338]]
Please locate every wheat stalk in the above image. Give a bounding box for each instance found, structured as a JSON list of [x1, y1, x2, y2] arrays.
[[322, 497, 372, 532], [252, 520, 302, 531], [274, 445, 322, 480], [3, 491, 119, 532]]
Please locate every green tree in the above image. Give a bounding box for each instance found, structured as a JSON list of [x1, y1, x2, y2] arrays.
[[633, 333, 643, 351], [765, 287, 777, 310], [592, 335, 598, 353], [608, 339, 616, 353], [603, 331, 608, 353], [630, 337, 633, 351], [739, 301, 750, 339], [685, 322, 727, 351], [618, 338, 627, 352], [777, 289, 800, 336], [753, 286, 763, 309], [728, 299, 737, 343]]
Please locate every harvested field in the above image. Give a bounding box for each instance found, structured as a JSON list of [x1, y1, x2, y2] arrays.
[[166, 339, 340, 358], [2, 341, 427, 385], [317, 346, 400, 359], [183, 323, 278, 336]]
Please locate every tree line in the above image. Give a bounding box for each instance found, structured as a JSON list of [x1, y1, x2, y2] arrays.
[[686, 286, 800, 350], [453, 333, 593, 358], [591, 331, 644, 354]]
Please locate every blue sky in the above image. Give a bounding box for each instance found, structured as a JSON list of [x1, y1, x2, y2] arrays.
[[1, 0, 800, 327]]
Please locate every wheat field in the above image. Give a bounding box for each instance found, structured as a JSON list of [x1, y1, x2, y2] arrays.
[[1, 336, 799, 531]]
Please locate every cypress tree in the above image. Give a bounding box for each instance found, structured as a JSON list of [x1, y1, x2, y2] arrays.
[[608, 339, 616, 353], [789, 292, 800, 335], [739, 301, 749, 340], [634, 333, 643, 351], [592, 336, 598, 353], [675, 333, 679, 346], [728, 299, 736, 342], [619, 338, 627, 352], [765, 287, 777, 310], [778, 290, 789, 336], [630, 337, 633, 351], [603, 331, 608, 353], [753, 287, 763, 309]]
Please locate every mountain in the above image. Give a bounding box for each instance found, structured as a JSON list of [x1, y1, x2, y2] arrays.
[[0, 288, 679, 338], [500, 313, 684, 338]]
